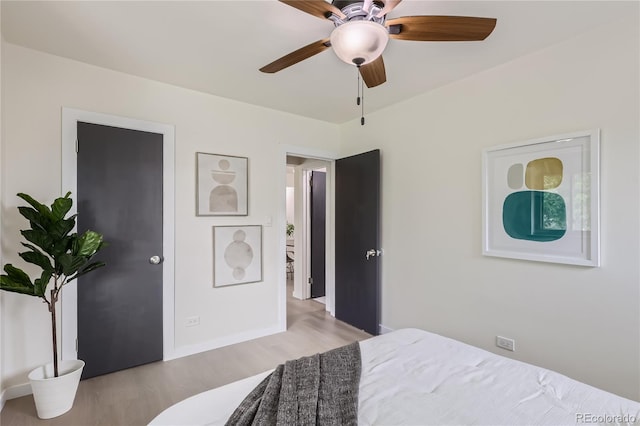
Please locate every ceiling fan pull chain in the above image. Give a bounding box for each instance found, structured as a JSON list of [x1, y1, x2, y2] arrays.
[[357, 69, 361, 106], [361, 77, 366, 126], [355, 66, 365, 125]]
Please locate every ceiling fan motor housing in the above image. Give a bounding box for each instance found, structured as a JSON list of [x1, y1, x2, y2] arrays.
[[332, 0, 385, 11], [331, 1, 387, 24]]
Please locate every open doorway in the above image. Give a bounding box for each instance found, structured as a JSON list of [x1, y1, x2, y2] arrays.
[[279, 147, 381, 336], [285, 156, 331, 315]]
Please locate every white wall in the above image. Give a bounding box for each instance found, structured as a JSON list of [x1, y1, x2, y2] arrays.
[[0, 42, 339, 391], [339, 14, 640, 400]]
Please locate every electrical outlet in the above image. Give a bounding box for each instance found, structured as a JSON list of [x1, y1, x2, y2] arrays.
[[186, 316, 200, 327], [496, 336, 515, 352]]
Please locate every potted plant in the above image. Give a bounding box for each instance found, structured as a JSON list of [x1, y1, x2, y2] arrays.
[[0, 192, 106, 419]]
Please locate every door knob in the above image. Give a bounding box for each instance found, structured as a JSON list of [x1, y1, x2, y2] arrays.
[[366, 249, 381, 260], [149, 255, 163, 265]]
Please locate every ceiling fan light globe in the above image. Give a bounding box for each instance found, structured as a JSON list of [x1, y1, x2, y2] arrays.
[[330, 21, 389, 66]]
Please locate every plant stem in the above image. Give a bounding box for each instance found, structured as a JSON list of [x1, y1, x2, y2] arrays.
[[50, 289, 59, 378]]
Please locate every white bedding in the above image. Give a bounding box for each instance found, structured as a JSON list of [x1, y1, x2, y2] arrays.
[[150, 328, 640, 425]]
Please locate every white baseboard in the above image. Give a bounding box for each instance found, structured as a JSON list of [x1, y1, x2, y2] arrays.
[[1, 383, 32, 409], [379, 325, 394, 334], [164, 325, 285, 361]]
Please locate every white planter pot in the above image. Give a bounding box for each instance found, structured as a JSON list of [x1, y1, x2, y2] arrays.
[[28, 359, 85, 419]]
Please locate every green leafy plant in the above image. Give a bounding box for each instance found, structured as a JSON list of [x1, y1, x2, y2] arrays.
[[286, 223, 294, 237], [0, 192, 106, 377]]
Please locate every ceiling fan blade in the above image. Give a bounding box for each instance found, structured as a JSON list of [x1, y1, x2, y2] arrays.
[[279, 0, 346, 20], [387, 16, 497, 41], [359, 56, 386, 88], [376, 0, 402, 18], [260, 38, 331, 73]]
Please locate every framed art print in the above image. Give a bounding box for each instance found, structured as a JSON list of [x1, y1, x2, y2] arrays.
[[213, 225, 262, 287], [482, 130, 600, 266], [196, 152, 248, 216]]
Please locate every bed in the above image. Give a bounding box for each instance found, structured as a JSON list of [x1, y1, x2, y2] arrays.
[[149, 328, 640, 425]]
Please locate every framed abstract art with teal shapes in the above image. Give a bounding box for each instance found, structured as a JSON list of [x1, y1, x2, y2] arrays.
[[482, 130, 600, 266]]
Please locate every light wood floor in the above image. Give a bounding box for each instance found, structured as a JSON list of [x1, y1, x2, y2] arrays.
[[1, 281, 371, 426]]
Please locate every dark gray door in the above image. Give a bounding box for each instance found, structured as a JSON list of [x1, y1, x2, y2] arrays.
[[335, 150, 380, 335], [76, 122, 163, 379], [310, 171, 326, 298]]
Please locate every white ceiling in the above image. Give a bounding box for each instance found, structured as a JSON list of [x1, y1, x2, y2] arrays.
[[1, 1, 633, 124]]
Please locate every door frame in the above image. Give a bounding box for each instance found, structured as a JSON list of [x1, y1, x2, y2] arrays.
[[279, 145, 337, 327], [60, 108, 176, 361]]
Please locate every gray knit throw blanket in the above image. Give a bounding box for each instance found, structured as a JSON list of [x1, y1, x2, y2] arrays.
[[225, 342, 361, 426]]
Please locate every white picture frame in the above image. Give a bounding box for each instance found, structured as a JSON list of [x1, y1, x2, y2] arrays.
[[196, 152, 248, 216], [213, 225, 263, 287], [482, 130, 600, 266]]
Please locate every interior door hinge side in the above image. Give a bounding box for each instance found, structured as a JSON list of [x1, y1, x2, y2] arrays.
[[75, 138, 79, 153], [75, 338, 78, 353]]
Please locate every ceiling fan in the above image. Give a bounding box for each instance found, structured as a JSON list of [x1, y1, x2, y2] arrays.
[[260, 0, 497, 88]]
